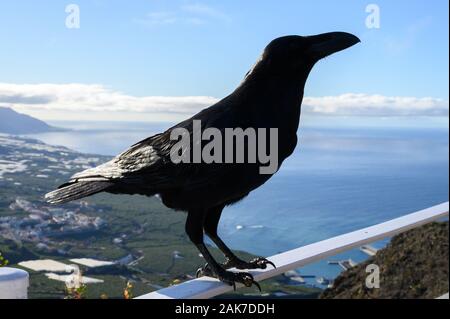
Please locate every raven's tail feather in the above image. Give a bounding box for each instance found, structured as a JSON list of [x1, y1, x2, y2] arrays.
[[45, 181, 114, 204]]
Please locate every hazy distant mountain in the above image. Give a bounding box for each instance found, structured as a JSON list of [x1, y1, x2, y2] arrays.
[[0, 107, 63, 134]]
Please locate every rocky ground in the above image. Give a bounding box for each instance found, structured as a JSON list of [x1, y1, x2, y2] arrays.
[[321, 221, 449, 299]]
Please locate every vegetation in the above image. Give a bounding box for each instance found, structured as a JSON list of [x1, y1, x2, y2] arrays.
[[123, 281, 134, 299], [65, 284, 88, 299], [0, 251, 8, 267], [321, 221, 449, 299]]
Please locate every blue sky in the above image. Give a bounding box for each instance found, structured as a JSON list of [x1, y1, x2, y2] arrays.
[[0, 0, 448, 123]]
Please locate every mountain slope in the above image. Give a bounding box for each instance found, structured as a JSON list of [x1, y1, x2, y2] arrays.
[[0, 107, 63, 134], [320, 221, 449, 299]]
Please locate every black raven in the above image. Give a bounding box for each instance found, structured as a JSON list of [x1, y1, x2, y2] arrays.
[[46, 32, 360, 290]]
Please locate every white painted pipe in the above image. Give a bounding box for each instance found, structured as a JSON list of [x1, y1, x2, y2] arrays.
[[0, 267, 29, 299]]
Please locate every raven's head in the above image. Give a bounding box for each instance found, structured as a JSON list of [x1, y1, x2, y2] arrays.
[[247, 32, 360, 79]]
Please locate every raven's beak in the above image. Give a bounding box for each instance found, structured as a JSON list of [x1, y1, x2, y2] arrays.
[[307, 32, 360, 60]]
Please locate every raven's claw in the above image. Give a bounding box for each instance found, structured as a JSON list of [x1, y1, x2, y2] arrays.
[[196, 263, 261, 291], [218, 270, 261, 292], [223, 257, 276, 270], [196, 263, 214, 278], [248, 257, 277, 270]]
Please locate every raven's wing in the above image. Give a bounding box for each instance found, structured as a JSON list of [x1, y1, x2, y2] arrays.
[[69, 133, 168, 184], [69, 102, 241, 191]]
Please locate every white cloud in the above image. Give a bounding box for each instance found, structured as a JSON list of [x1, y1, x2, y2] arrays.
[[181, 3, 231, 23], [0, 83, 448, 121], [134, 12, 177, 26], [384, 16, 433, 55], [303, 94, 448, 117], [135, 2, 230, 27], [0, 83, 218, 121]]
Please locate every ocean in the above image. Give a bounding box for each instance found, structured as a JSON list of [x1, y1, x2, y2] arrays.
[[26, 120, 449, 287]]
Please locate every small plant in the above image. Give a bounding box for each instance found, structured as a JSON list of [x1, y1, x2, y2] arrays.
[[123, 281, 134, 299], [65, 284, 88, 299], [64, 264, 88, 299], [0, 252, 9, 267]]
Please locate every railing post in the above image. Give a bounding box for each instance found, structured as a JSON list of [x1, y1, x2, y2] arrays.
[[0, 267, 29, 299]]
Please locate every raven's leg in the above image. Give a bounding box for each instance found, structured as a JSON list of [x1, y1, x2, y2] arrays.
[[202, 205, 276, 271], [185, 209, 260, 290]]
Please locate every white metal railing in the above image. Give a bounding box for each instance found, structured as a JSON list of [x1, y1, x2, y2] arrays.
[[136, 202, 449, 299]]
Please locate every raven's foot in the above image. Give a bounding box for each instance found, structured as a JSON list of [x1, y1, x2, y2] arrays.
[[196, 257, 275, 278], [223, 257, 276, 270], [196, 264, 261, 291]]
